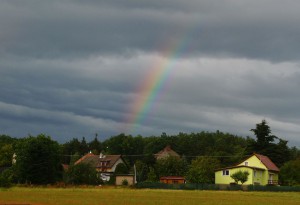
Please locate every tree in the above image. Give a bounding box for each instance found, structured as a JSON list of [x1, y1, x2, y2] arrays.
[[80, 137, 89, 154], [155, 156, 187, 178], [0, 168, 14, 188], [279, 158, 300, 186], [135, 160, 149, 182], [14, 134, 61, 184], [103, 134, 144, 166], [88, 135, 102, 154], [61, 138, 82, 164], [0, 144, 14, 167], [147, 167, 158, 182], [248, 120, 291, 167], [250, 120, 277, 148], [65, 163, 100, 185], [230, 170, 249, 185], [0, 135, 17, 167], [69, 152, 81, 165], [114, 163, 129, 175], [186, 156, 220, 184]]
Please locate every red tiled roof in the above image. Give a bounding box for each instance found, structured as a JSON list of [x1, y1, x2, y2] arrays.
[[155, 145, 180, 159], [254, 153, 279, 172], [74, 152, 94, 165], [160, 176, 185, 180], [216, 153, 280, 172]]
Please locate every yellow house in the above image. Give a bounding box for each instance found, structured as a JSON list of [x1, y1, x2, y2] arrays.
[[215, 153, 279, 185]]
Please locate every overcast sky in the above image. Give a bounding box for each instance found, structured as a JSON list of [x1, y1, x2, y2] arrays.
[[1, 0, 300, 146]]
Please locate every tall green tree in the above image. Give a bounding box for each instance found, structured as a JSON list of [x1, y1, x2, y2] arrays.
[[80, 137, 89, 154], [14, 134, 61, 184], [88, 135, 102, 154], [248, 120, 290, 167], [250, 120, 277, 148], [186, 156, 220, 184], [61, 138, 82, 164], [135, 160, 149, 182]]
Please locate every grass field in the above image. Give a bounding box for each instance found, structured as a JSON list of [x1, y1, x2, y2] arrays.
[[0, 187, 300, 205]]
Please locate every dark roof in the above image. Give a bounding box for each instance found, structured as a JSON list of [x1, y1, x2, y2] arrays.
[[160, 176, 185, 180], [254, 153, 279, 172], [75, 153, 122, 168]]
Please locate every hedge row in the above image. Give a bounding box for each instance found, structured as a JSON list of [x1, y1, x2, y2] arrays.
[[135, 182, 300, 192]]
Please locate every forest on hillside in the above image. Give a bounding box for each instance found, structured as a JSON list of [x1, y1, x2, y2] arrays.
[[0, 120, 299, 186]]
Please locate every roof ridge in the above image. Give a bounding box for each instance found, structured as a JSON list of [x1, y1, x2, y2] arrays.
[[74, 153, 95, 165], [254, 153, 279, 172]]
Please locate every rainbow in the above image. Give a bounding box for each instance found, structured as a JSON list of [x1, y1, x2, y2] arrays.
[[124, 26, 194, 134]]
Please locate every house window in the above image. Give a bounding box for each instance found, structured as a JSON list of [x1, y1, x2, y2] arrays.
[[245, 162, 248, 166], [254, 170, 256, 177], [222, 170, 230, 176]]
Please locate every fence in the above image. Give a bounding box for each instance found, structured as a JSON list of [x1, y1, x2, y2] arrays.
[[135, 182, 300, 192]]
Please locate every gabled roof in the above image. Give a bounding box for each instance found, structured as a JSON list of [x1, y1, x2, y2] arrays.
[[253, 153, 279, 172], [155, 145, 180, 159], [75, 153, 122, 169], [216, 153, 279, 172]]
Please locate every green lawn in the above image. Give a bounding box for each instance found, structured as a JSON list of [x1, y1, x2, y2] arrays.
[[0, 187, 299, 205]]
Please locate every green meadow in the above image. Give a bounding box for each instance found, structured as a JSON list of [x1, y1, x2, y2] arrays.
[[0, 187, 300, 205]]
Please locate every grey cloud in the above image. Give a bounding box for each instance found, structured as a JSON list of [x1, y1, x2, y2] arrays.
[[1, 55, 300, 145], [1, 1, 300, 61], [1, 1, 300, 146]]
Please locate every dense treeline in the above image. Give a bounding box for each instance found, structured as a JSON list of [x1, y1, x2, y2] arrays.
[[0, 120, 299, 186]]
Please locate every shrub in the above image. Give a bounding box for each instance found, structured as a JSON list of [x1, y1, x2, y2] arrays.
[[0, 168, 13, 188], [122, 179, 129, 186], [65, 163, 101, 185]]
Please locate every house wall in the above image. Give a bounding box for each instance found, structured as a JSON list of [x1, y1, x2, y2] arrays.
[[216, 155, 279, 185], [266, 171, 279, 185], [238, 155, 279, 185], [238, 155, 267, 170], [115, 175, 135, 186], [215, 167, 254, 185]]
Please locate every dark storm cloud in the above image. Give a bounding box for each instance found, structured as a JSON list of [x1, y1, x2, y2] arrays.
[[1, 1, 300, 146], [1, 0, 300, 61]]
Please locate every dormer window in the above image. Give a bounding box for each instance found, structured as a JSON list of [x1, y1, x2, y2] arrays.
[[245, 162, 248, 166]]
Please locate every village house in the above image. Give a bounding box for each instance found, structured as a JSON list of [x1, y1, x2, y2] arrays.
[[154, 145, 180, 160], [160, 176, 186, 184], [74, 152, 125, 182], [155, 146, 186, 185], [215, 153, 280, 186]]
